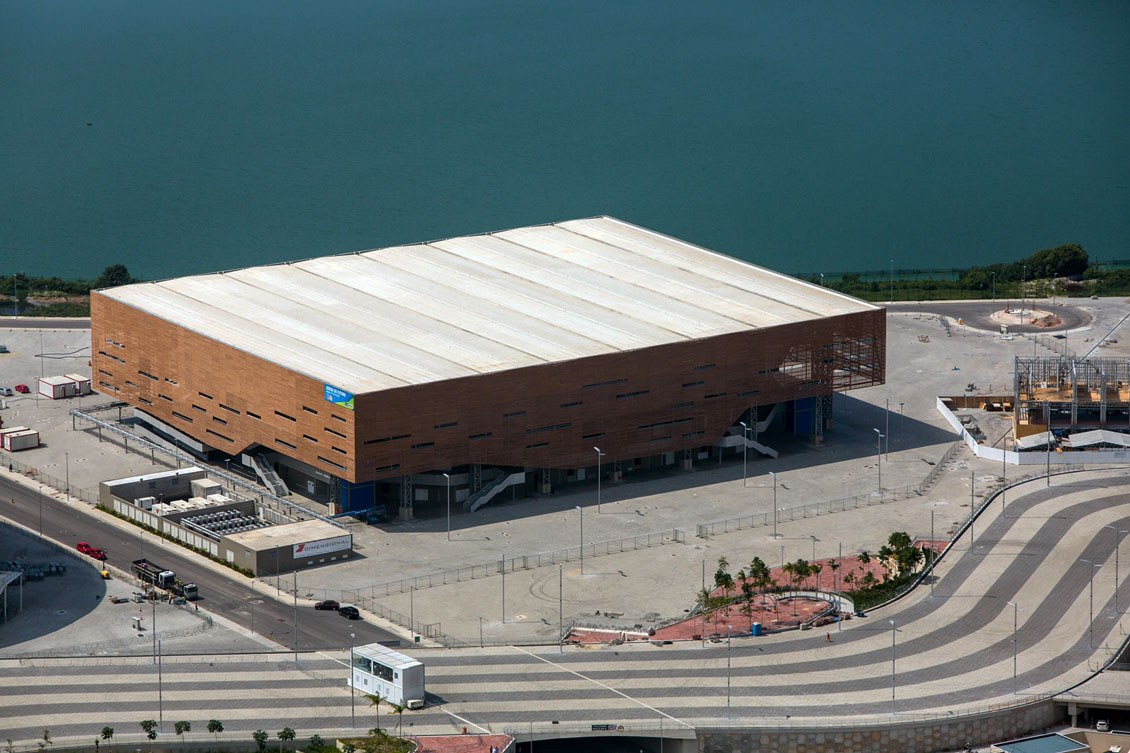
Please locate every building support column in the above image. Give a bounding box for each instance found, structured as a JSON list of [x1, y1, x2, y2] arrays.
[[471, 463, 482, 495], [399, 475, 414, 520], [539, 467, 551, 495]]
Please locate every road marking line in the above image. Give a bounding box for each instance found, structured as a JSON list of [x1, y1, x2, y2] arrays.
[[511, 646, 694, 728], [442, 708, 490, 733]]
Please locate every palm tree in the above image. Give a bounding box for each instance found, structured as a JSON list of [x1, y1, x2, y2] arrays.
[[387, 703, 406, 739], [252, 730, 268, 753], [173, 722, 191, 742], [207, 720, 224, 743], [99, 727, 113, 751], [139, 721, 157, 741], [277, 727, 296, 752], [364, 692, 383, 732]]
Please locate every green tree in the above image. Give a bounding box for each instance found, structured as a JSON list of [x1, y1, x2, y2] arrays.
[[139, 721, 158, 741], [41, 731, 51, 748], [747, 556, 773, 595], [364, 692, 383, 732], [99, 727, 113, 749], [253, 729, 269, 753], [387, 703, 405, 739], [277, 727, 296, 752], [207, 720, 224, 742], [858, 550, 871, 565], [713, 557, 734, 594], [308, 734, 324, 750], [94, 264, 136, 289], [174, 721, 191, 741]]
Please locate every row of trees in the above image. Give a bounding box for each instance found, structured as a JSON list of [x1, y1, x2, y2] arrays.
[[703, 532, 928, 618]]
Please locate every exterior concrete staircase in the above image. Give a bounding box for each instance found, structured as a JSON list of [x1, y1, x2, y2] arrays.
[[245, 452, 289, 497], [465, 471, 526, 512]]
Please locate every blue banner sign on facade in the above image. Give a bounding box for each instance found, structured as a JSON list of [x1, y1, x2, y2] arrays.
[[324, 384, 355, 411]]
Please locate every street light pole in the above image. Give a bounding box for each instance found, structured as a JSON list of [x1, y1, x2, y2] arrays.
[[593, 446, 603, 512], [1006, 601, 1021, 693], [349, 631, 356, 728], [770, 472, 779, 538], [726, 624, 732, 711], [889, 619, 897, 715], [738, 422, 748, 487], [577, 506, 583, 574], [64, 451, 70, 498], [442, 472, 451, 541], [1104, 525, 1127, 614], [873, 429, 883, 493], [1081, 559, 1102, 648], [884, 398, 890, 460], [889, 259, 894, 304], [810, 535, 818, 565], [38, 482, 43, 537]]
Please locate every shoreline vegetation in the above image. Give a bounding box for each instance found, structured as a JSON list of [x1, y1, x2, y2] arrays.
[[3, 245, 1130, 318]]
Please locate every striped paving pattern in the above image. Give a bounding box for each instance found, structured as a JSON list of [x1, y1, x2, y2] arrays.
[[2, 472, 1127, 747]]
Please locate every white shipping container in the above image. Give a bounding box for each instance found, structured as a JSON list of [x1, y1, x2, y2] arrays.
[[38, 376, 77, 400], [64, 373, 92, 395], [2, 429, 39, 451]]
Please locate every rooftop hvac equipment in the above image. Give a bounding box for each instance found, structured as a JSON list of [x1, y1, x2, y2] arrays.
[[134, 496, 157, 510]]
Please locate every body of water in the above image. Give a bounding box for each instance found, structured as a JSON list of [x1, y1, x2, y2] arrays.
[[2, 0, 1128, 281]]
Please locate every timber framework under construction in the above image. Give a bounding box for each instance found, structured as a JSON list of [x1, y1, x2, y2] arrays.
[[1014, 356, 1130, 439]]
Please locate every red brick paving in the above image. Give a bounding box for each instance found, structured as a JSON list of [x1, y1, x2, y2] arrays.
[[412, 733, 513, 753], [563, 545, 941, 644]]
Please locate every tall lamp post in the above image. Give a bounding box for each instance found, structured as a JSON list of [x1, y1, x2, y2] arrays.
[[64, 451, 70, 498], [442, 472, 451, 541], [726, 624, 732, 711], [738, 422, 749, 487], [593, 446, 604, 512], [873, 429, 883, 493], [1006, 601, 1022, 693], [770, 472, 780, 538], [884, 398, 890, 460], [889, 619, 897, 715], [1104, 525, 1127, 614], [576, 506, 583, 574], [810, 536, 818, 566], [349, 631, 356, 729], [1080, 559, 1102, 648]]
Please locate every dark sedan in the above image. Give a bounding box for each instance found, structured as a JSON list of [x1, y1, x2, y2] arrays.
[[314, 599, 340, 611]]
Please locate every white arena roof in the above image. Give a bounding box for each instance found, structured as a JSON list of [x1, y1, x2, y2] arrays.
[[99, 217, 879, 394]]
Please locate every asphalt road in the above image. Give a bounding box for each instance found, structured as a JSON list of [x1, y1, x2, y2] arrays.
[[887, 300, 1091, 333], [0, 317, 91, 329], [0, 475, 398, 650]]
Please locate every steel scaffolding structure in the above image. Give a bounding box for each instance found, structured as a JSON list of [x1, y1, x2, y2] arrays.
[[1014, 356, 1130, 433]]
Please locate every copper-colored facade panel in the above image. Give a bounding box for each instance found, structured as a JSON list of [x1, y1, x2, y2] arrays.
[[92, 290, 884, 485]]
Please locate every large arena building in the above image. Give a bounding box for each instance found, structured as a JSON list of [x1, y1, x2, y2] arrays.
[[90, 217, 885, 516]]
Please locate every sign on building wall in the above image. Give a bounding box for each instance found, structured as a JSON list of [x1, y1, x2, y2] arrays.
[[294, 534, 352, 558], [324, 384, 354, 411]]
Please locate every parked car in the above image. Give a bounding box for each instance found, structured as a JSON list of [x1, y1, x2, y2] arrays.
[[14, 384, 30, 394], [1096, 719, 1110, 732], [0, 345, 9, 353], [76, 542, 107, 560], [338, 604, 361, 620], [314, 599, 340, 611], [0, 386, 13, 396]]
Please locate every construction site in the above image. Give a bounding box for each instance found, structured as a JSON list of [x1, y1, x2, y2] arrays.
[[1013, 355, 1130, 451]]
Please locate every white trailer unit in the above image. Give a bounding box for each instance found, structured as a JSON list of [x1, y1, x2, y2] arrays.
[[64, 373, 92, 395], [349, 643, 425, 709], [3, 429, 40, 451], [38, 375, 77, 399]]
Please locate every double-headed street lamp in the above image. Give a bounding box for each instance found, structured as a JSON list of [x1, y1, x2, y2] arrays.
[[593, 446, 604, 512], [873, 429, 883, 493], [1006, 601, 1022, 693], [769, 472, 780, 538], [1080, 559, 1103, 648], [349, 631, 356, 728], [577, 506, 584, 574], [1104, 525, 1127, 613], [738, 422, 749, 487], [889, 619, 897, 715], [442, 472, 451, 541]]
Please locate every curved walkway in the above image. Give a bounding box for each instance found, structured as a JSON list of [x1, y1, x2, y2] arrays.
[[3, 471, 1127, 748]]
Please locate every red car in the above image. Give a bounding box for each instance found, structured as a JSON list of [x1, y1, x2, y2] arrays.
[[76, 542, 107, 560], [14, 384, 30, 394]]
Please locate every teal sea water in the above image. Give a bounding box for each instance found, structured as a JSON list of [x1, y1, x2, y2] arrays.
[[2, 0, 1128, 281]]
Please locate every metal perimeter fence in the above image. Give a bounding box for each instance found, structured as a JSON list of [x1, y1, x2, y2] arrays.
[[4, 453, 98, 505]]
